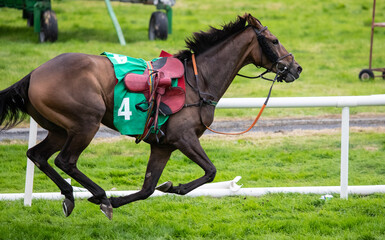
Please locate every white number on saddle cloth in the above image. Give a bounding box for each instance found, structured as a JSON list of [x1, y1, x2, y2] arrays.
[[118, 98, 132, 120], [112, 54, 128, 64]]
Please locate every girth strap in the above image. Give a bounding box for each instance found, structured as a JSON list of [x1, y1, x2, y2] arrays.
[[135, 61, 157, 143]]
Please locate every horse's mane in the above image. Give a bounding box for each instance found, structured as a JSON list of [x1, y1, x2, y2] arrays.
[[175, 15, 249, 60]]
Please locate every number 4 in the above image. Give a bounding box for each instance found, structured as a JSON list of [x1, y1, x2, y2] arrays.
[[118, 98, 132, 120], [112, 54, 127, 64]]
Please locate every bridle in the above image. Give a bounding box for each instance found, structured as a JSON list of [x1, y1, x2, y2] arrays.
[[184, 25, 295, 135], [236, 26, 294, 83]]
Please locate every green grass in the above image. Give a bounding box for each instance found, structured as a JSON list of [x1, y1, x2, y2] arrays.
[[1, 0, 385, 118], [1, 194, 385, 239], [1, 130, 385, 239]]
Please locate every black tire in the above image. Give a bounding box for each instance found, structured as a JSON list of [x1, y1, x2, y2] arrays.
[[27, 16, 34, 27], [39, 10, 58, 43], [358, 69, 374, 81], [23, 10, 34, 27], [148, 11, 168, 40]]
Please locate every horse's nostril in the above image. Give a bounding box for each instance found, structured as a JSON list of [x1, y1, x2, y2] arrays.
[[297, 66, 303, 73]]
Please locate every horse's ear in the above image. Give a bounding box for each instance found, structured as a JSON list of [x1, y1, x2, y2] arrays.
[[244, 13, 264, 29], [241, 13, 250, 21]]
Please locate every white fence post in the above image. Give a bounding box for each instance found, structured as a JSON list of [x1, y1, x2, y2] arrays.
[[24, 118, 37, 206], [340, 107, 350, 199]]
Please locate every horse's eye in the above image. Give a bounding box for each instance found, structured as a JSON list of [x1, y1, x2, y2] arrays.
[[272, 39, 279, 45]]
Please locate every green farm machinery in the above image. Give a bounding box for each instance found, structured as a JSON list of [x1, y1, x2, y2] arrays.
[[0, 0, 174, 43], [0, 0, 58, 42]]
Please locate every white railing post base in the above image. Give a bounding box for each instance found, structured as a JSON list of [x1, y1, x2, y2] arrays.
[[24, 118, 37, 206], [340, 107, 350, 199]]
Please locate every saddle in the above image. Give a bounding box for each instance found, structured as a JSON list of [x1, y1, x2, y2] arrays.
[[123, 53, 185, 142]]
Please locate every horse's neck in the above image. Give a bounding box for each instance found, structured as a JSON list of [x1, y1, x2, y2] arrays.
[[197, 29, 257, 100]]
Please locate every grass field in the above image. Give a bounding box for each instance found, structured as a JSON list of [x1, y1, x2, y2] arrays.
[[1, 194, 385, 239], [1, 0, 385, 239]]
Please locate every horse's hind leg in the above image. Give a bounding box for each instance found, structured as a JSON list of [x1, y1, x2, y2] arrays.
[[26, 131, 75, 216], [53, 125, 113, 219], [109, 144, 174, 208], [156, 136, 217, 195]]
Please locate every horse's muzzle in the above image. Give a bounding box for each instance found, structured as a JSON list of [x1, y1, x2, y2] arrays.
[[282, 64, 302, 83]]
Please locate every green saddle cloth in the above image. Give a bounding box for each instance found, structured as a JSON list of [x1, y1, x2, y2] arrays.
[[102, 52, 176, 135]]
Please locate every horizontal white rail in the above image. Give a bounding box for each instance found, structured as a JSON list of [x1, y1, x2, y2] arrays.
[[3, 185, 385, 201], [217, 94, 385, 108]]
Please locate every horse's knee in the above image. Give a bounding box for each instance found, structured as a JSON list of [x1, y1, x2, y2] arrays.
[[26, 149, 47, 168], [206, 166, 217, 183]]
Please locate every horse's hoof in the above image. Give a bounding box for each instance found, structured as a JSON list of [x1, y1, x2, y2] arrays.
[[100, 203, 113, 220], [156, 181, 173, 193], [62, 198, 75, 217], [88, 196, 101, 205]]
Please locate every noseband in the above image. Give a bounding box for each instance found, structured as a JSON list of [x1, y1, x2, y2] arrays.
[[236, 26, 294, 82]]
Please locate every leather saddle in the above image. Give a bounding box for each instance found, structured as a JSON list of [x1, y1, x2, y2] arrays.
[[123, 56, 185, 142]]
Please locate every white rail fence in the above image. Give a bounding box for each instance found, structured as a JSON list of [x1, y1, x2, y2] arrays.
[[1, 95, 385, 205]]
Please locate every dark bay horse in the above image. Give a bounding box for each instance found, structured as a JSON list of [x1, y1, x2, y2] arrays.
[[0, 13, 302, 219]]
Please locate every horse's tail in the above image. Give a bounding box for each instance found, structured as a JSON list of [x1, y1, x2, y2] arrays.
[[0, 72, 31, 130]]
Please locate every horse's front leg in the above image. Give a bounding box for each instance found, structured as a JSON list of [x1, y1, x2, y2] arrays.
[[109, 144, 174, 208], [156, 135, 217, 195]]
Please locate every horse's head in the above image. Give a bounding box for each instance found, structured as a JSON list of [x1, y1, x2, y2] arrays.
[[244, 14, 302, 83]]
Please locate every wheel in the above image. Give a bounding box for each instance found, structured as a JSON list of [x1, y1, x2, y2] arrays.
[[382, 71, 385, 80], [39, 10, 58, 43], [358, 69, 374, 81], [23, 10, 34, 27], [27, 16, 34, 27], [148, 11, 168, 40]]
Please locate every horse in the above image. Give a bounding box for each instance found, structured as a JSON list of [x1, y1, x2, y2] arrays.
[[0, 13, 302, 219]]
